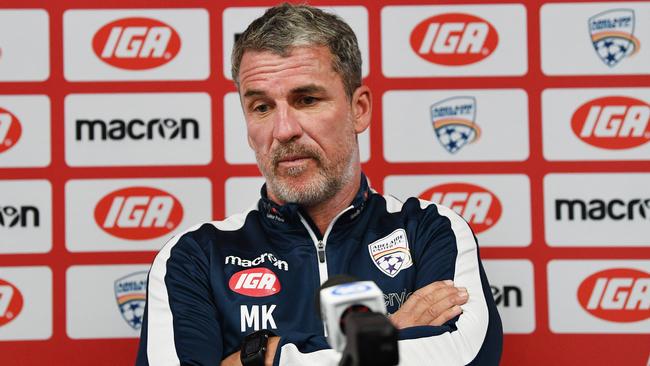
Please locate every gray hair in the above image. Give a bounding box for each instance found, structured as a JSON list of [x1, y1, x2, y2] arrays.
[[231, 3, 362, 99]]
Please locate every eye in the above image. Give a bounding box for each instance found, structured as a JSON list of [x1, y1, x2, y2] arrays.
[[253, 103, 270, 113], [298, 96, 318, 106]]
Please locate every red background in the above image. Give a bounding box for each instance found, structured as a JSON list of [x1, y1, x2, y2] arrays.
[[0, 0, 649, 365]]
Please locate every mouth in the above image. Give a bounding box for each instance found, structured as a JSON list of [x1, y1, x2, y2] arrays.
[[277, 155, 313, 167]]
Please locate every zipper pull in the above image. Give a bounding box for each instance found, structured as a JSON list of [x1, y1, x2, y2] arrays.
[[317, 240, 326, 263]]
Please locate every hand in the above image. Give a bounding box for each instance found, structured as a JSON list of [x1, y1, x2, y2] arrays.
[[389, 280, 468, 329], [221, 336, 281, 366]]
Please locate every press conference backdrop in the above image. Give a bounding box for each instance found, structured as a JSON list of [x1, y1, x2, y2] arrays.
[[0, 0, 649, 365]]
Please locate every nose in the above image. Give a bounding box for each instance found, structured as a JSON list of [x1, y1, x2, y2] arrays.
[[272, 103, 303, 143]]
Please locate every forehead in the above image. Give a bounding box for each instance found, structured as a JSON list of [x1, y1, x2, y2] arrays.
[[238, 46, 338, 92]]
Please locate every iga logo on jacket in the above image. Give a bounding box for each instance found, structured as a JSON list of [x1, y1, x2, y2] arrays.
[[92, 17, 181, 70], [577, 268, 650, 322], [0, 107, 22, 154], [94, 186, 183, 240], [419, 182, 502, 234], [229, 268, 281, 298], [410, 13, 498, 66], [571, 96, 650, 150], [0, 278, 24, 327]]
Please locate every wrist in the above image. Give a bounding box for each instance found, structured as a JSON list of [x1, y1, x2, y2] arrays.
[[240, 330, 276, 366], [265, 336, 280, 366]]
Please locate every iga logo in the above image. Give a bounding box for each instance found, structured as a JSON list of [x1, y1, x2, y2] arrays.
[[410, 13, 498, 66], [0, 278, 24, 327], [94, 186, 183, 240], [571, 96, 650, 150], [229, 268, 281, 297], [577, 268, 650, 322], [0, 107, 22, 154], [419, 182, 502, 234], [92, 17, 181, 70]]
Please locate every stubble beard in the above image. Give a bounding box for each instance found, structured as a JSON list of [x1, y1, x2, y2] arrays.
[[257, 130, 357, 207]]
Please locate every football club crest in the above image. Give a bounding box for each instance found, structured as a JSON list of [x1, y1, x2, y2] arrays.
[[114, 271, 148, 330], [368, 229, 413, 278], [589, 9, 640, 67], [430, 96, 481, 154]]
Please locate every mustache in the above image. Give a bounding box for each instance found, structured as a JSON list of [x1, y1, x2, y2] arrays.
[[270, 143, 321, 166]]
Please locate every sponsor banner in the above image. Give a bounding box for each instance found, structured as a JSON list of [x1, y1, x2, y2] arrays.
[[548, 260, 650, 333], [225, 176, 265, 217], [483, 260, 535, 334], [0, 266, 52, 341], [223, 92, 370, 164], [66, 264, 150, 339], [65, 93, 212, 167], [222, 6, 369, 80], [381, 5, 527, 77], [0, 180, 52, 254], [542, 88, 650, 161], [541, 3, 650, 75], [545, 173, 650, 247], [383, 89, 529, 162], [63, 9, 209, 81], [384, 174, 531, 247], [65, 178, 212, 252], [0, 10, 49, 81], [0, 95, 51, 168]]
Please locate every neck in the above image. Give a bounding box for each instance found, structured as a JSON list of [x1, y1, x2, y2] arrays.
[[303, 169, 361, 235], [267, 168, 362, 236]]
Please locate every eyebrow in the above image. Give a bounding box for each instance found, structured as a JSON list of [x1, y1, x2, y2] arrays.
[[243, 89, 266, 98], [242, 84, 327, 99], [290, 84, 326, 95]]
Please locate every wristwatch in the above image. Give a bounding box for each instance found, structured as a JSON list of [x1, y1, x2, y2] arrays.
[[240, 329, 275, 366]]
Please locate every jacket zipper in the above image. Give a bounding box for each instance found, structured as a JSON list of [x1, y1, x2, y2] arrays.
[[299, 206, 353, 285]]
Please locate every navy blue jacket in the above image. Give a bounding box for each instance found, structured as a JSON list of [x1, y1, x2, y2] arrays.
[[136, 176, 502, 365]]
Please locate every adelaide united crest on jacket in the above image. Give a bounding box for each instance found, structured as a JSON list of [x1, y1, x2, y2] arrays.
[[368, 229, 413, 278]]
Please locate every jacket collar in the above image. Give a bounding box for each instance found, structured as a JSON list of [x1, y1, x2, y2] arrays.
[[257, 173, 372, 226]]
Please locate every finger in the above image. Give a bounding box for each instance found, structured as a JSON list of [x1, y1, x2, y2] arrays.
[[429, 305, 463, 326], [390, 283, 456, 328], [410, 286, 461, 321], [415, 287, 468, 324], [402, 280, 455, 312]]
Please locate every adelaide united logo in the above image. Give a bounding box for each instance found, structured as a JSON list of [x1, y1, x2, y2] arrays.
[[588, 9, 640, 67], [368, 229, 413, 278]]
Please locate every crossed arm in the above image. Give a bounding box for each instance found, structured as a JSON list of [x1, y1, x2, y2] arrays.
[[221, 280, 469, 366]]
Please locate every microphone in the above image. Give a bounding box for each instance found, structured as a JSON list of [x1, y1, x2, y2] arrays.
[[318, 275, 399, 366]]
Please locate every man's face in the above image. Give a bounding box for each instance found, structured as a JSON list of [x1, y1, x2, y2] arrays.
[[238, 46, 367, 206]]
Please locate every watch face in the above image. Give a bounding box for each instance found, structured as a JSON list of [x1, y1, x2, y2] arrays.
[[244, 335, 262, 356]]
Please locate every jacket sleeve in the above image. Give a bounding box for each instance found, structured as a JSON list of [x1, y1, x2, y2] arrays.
[[395, 200, 502, 366], [272, 331, 341, 366], [135, 231, 223, 366]]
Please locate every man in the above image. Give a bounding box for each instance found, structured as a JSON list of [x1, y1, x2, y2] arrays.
[[136, 3, 502, 366]]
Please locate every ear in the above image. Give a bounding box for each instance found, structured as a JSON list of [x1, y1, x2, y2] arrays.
[[247, 132, 255, 150], [351, 85, 372, 134]]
